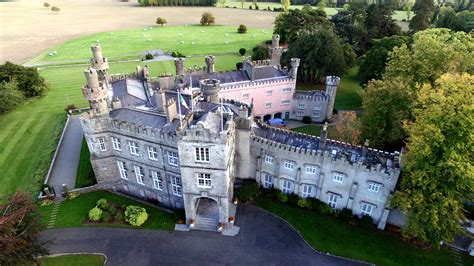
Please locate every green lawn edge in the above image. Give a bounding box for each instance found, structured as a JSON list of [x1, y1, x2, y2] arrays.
[[39, 190, 176, 231], [36, 254, 105, 266], [256, 196, 473, 266]]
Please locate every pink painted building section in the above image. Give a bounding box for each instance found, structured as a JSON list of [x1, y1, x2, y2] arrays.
[[220, 78, 296, 119]]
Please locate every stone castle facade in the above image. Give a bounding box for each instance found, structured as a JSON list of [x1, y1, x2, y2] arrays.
[[80, 39, 401, 231]]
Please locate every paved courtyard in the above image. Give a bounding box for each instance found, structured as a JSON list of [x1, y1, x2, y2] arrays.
[[40, 205, 368, 265]]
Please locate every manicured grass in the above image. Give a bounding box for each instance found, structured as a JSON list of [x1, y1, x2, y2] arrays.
[[39, 190, 175, 230], [295, 67, 362, 110], [37, 254, 105, 266], [75, 138, 96, 189], [256, 196, 474, 266], [30, 25, 271, 64]]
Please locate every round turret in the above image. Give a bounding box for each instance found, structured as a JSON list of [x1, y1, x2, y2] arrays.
[[82, 68, 109, 115], [272, 34, 280, 48], [85, 68, 100, 88], [290, 58, 300, 79], [200, 79, 220, 104]]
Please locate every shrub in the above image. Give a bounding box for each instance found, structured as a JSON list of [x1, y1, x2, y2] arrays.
[[237, 24, 247, 34], [125, 205, 148, 227], [115, 212, 124, 223], [317, 203, 333, 215], [337, 208, 354, 222], [145, 53, 154, 60], [156, 17, 167, 26], [88, 207, 102, 222], [249, 5, 252, 9], [297, 198, 313, 209], [359, 215, 374, 229], [101, 211, 112, 223], [307, 197, 324, 210], [251, 45, 268, 61], [200, 12, 215, 26], [96, 198, 109, 210], [277, 192, 288, 203], [287, 194, 299, 207], [108, 205, 117, 216], [66, 192, 78, 201], [236, 62, 243, 70], [235, 181, 259, 202], [302, 116, 312, 124], [239, 48, 246, 56], [64, 104, 76, 113], [171, 51, 186, 58], [43, 2, 50, 8]]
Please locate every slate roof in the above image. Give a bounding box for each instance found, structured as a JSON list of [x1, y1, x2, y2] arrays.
[[252, 123, 399, 168], [109, 108, 179, 132], [111, 79, 148, 108]]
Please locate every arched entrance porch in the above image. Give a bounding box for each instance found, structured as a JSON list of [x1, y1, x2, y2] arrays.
[[193, 197, 219, 230]]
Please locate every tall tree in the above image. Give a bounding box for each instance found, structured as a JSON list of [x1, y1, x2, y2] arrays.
[[391, 73, 474, 246], [283, 25, 355, 82], [281, 0, 290, 11], [360, 28, 472, 150], [0, 62, 48, 97], [409, 0, 435, 33], [357, 35, 408, 86], [273, 8, 332, 43], [0, 191, 48, 265], [335, 111, 361, 145], [364, 3, 401, 40]]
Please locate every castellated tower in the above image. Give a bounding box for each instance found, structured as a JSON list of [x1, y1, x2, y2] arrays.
[[205, 55, 215, 74], [174, 58, 185, 76], [290, 58, 300, 79], [90, 44, 109, 85], [325, 75, 341, 120], [177, 112, 237, 226], [82, 68, 109, 115], [268, 34, 285, 66], [200, 79, 220, 104]]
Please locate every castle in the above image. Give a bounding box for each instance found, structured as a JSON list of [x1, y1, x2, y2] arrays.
[[80, 37, 401, 232]]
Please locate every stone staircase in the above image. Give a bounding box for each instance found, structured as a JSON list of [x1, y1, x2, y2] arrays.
[[47, 198, 64, 229], [194, 215, 218, 232]]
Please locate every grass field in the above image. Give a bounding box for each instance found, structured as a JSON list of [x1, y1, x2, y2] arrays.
[[39, 190, 176, 230], [292, 124, 336, 138], [75, 138, 96, 189], [222, 2, 409, 21], [29, 25, 271, 65], [36, 254, 105, 266], [257, 196, 474, 266]]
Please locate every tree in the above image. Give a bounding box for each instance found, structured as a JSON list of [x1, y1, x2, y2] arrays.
[[317, 0, 328, 11], [391, 73, 474, 246], [357, 35, 409, 86], [251, 45, 268, 61], [359, 28, 473, 150], [0, 191, 48, 265], [200, 12, 215, 26], [360, 78, 412, 149], [409, 0, 435, 33], [364, 3, 401, 41], [0, 62, 48, 97], [0, 81, 25, 113], [334, 111, 361, 145], [281, 0, 290, 11], [156, 17, 167, 26], [237, 24, 247, 34], [283, 25, 355, 82], [51, 6, 60, 13], [436, 8, 474, 32], [239, 48, 247, 56], [274, 8, 332, 43], [43, 2, 50, 8]]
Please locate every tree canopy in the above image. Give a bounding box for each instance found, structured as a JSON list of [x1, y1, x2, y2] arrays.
[[0, 62, 48, 98], [391, 73, 474, 246], [0, 81, 25, 113], [0, 191, 48, 265], [200, 12, 215, 26], [409, 0, 435, 33]]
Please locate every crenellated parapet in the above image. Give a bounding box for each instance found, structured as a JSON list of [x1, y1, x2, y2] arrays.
[[293, 90, 330, 102], [220, 76, 294, 91], [108, 118, 178, 144]]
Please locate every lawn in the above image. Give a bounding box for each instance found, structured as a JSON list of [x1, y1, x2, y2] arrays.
[[296, 66, 362, 110], [39, 190, 176, 230], [75, 138, 96, 189], [36, 254, 105, 266], [292, 124, 337, 138], [256, 196, 474, 266], [29, 25, 271, 65]]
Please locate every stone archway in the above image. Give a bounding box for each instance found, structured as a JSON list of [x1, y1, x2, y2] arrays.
[[194, 197, 219, 230]]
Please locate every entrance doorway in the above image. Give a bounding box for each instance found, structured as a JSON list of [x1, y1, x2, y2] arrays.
[[196, 197, 218, 218], [274, 112, 282, 119]]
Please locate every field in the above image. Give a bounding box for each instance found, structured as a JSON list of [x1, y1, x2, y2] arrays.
[[36, 254, 105, 266], [29, 25, 271, 65]]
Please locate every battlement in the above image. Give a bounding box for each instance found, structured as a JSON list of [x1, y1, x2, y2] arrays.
[[293, 90, 330, 102], [220, 76, 294, 91], [252, 122, 400, 172], [326, 76, 341, 86]]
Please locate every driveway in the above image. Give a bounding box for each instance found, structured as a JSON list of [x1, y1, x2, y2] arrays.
[[40, 205, 368, 265], [47, 115, 83, 194]]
